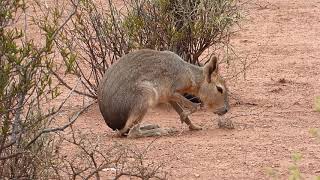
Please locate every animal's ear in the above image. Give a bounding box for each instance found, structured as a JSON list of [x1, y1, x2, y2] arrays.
[[203, 56, 218, 83]]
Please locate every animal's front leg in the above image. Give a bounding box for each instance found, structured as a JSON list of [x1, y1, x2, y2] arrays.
[[169, 99, 202, 131], [170, 93, 201, 114], [170, 93, 200, 111]]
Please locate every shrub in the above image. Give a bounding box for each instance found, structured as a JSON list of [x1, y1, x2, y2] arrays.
[[0, 0, 60, 177], [53, 0, 241, 98]]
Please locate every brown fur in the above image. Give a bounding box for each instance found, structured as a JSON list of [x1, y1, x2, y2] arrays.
[[97, 49, 229, 136]]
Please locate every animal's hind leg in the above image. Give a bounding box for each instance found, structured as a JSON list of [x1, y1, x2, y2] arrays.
[[118, 109, 148, 137], [118, 97, 171, 138]]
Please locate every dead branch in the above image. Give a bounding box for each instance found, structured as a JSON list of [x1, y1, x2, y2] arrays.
[[50, 70, 96, 99], [26, 100, 96, 148]]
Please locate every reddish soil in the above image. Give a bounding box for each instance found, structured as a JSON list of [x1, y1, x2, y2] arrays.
[[59, 0, 320, 179]]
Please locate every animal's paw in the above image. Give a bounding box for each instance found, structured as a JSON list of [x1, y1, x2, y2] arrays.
[[218, 118, 234, 129], [189, 124, 202, 131], [163, 127, 178, 134]]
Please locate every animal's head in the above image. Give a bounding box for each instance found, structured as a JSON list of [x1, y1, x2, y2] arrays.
[[198, 56, 229, 116]]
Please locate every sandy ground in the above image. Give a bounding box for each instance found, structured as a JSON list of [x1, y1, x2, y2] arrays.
[[54, 0, 320, 179]]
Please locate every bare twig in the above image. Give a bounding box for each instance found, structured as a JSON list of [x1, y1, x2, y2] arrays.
[[0, 152, 22, 161], [51, 70, 96, 99], [52, 0, 80, 39], [26, 100, 96, 148]]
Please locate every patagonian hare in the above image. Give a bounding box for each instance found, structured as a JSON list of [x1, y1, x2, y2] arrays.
[[98, 49, 230, 138]]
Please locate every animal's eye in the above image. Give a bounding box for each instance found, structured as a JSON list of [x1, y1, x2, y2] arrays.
[[216, 86, 223, 94]]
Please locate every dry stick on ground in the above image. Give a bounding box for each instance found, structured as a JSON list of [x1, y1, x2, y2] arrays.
[[226, 51, 261, 81], [57, 129, 167, 179], [228, 36, 273, 81], [69, 126, 102, 180], [113, 137, 168, 180], [56, 129, 104, 179], [224, 39, 272, 112]]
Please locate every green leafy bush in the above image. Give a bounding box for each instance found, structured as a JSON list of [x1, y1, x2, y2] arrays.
[[0, 0, 69, 177]]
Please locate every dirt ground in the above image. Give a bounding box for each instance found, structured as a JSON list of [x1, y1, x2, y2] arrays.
[[58, 0, 320, 179]]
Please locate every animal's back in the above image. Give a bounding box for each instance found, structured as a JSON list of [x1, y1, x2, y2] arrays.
[[98, 49, 188, 130]]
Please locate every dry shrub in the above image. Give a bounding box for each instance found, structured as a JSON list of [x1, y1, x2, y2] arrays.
[[51, 129, 168, 179], [51, 0, 241, 98]]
